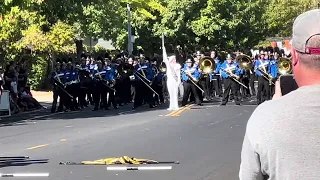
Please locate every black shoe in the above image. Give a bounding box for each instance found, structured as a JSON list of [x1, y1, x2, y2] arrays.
[[197, 103, 203, 106], [149, 105, 155, 108], [220, 103, 226, 106], [92, 108, 98, 111], [236, 103, 241, 106]]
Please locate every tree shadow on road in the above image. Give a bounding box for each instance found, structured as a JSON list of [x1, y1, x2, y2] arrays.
[[0, 97, 258, 128], [0, 102, 171, 127]]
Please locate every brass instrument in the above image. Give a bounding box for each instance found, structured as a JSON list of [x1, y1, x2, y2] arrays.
[[278, 57, 292, 75], [158, 62, 167, 73], [255, 60, 275, 86], [133, 65, 159, 97], [133, 70, 159, 97], [219, 67, 249, 89], [198, 57, 215, 76], [96, 69, 117, 92], [236, 54, 253, 71], [181, 69, 204, 93], [53, 72, 74, 99]]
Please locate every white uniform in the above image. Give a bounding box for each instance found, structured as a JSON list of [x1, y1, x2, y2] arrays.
[[164, 56, 181, 110]]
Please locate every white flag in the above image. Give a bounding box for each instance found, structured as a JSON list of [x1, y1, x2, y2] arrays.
[[162, 34, 168, 63]]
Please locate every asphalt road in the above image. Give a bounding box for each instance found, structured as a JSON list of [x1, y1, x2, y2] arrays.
[[0, 99, 257, 180]]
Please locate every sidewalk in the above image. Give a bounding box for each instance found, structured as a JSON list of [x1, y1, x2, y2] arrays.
[[31, 90, 53, 105]]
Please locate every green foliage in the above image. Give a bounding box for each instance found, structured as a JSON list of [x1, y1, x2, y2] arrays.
[[0, 0, 318, 90], [263, 0, 318, 37], [27, 56, 47, 89], [47, 21, 76, 53]]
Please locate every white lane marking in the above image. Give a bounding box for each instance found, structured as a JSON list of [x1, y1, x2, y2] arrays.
[[107, 166, 172, 171], [0, 173, 49, 177]]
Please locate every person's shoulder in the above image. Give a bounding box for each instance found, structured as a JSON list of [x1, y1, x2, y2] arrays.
[[246, 99, 285, 137]]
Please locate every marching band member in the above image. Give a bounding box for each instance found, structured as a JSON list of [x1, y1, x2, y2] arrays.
[[79, 56, 93, 107], [211, 51, 222, 97], [105, 62, 118, 109], [92, 59, 108, 111], [249, 55, 258, 97], [181, 58, 202, 107], [194, 52, 203, 102], [51, 61, 65, 113], [254, 52, 271, 105], [133, 58, 155, 109], [268, 54, 279, 96], [64, 60, 78, 111], [218, 55, 242, 106]]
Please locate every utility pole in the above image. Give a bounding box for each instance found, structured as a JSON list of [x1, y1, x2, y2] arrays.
[[127, 4, 133, 56]]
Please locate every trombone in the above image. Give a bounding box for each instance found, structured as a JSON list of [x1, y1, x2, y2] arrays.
[[278, 57, 292, 75], [133, 69, 159, 97], [254, 61, 275, 86], [181, 69, 205, 93], [95, 70, 117, 92], [219, 68, 249, 89], [53, 72, 74, 99]]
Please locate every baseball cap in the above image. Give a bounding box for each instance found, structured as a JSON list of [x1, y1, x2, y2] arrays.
[[292, 9, 320, 54]]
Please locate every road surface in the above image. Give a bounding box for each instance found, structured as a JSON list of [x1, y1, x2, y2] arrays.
[[0, 99, 257, 180]]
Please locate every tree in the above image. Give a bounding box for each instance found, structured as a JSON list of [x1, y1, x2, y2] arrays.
[[264, 0, 319, 37]]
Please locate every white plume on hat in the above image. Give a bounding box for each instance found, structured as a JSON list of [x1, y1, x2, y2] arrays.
[[227, 54, 232, 60]]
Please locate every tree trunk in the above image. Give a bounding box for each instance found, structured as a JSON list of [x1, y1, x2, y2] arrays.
[[42, 52, 55, 90], [76, 40, 83, 62]]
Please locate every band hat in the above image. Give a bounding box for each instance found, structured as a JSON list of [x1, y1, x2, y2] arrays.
[[226, 54, 232, 60], [292, 9, 320, 54], [185, 59, 193, 63]]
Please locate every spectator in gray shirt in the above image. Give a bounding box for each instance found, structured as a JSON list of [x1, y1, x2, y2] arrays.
[[239, 9, 320, 180]]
